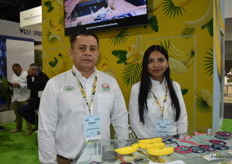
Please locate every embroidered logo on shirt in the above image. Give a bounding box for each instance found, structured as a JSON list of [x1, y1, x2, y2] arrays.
[[102, 83, 110, 92], [63, 86, 75, 91], [147, 93, 152, 99]]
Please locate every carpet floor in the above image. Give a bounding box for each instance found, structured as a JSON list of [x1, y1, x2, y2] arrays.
[[220, 118, 232, 132], [0, 122, 39, 164]]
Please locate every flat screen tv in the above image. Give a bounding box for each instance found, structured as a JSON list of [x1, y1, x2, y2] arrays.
[[64, 0, 148, 36]]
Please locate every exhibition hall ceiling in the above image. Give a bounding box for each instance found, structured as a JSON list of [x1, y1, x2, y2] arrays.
[[0, 0, 41, 23]]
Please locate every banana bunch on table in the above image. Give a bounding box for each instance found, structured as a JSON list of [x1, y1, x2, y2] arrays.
[[114, 137, 174, 156]]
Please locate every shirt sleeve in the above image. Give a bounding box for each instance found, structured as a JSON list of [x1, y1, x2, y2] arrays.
[[174, 82, 188, 134], [129, 84, 149, 139], [38, 79, 58, 164], [110, 80, 129, 140], [18, 72, 28, 89]]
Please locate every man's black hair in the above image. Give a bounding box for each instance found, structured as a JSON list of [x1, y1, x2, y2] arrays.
[[69, 30, 99, 49]]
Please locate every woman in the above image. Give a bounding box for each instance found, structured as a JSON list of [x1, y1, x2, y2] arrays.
[[129, 45, 188, 138]]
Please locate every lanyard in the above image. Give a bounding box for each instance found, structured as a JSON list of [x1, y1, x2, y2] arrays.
[[72, 69, 97, 114], [151, 85, 168, 118]]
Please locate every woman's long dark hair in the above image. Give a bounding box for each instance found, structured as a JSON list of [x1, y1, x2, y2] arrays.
[[138, 45, 180, 124]]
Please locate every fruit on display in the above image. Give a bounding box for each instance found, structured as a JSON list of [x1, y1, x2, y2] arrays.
[[146, 147, 174, 156], [114, 137, 175, 156], [146, 142, 165, 149], [138, 137, 162, 143], [114, 143, 139, 155]]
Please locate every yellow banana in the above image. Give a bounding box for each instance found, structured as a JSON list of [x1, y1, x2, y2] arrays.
[[139, 142, 165, 149], [147, 147, 174, 156], [185, 0, 212, 27], [169, 57, 187, 74], [114, 143, 139, 155], [146, 142, 165, 149], [138, 137, 162, 143]]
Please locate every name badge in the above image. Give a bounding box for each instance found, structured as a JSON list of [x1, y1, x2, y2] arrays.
[[155, 120, 171, 137], [83, 115, 101, 141]]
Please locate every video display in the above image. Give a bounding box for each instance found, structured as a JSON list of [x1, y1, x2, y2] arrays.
[[64, 0, 148, 35]]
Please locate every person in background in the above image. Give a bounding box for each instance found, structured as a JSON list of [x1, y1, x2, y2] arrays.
[[38, 30, 128, 164], [10, 63, 31, 133], [129, 45, 188, 139], [18, 63, 49, 136]]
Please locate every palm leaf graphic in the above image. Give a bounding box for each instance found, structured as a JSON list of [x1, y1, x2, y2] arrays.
[[122, 63, 142, 86], [109, 30, 129, 45], [196, 94, 212, 113], [46, 28, 58, 44], [203, 48, 213, 76], [162, 0, 186, 18]]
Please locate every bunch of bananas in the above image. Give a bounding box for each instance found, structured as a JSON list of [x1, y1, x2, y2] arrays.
[[49, 53, 68, 76], [114, 137, 174, 156], [168, 43, 195, 74]]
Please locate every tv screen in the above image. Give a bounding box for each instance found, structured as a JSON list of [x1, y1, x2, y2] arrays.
[[64, 0, 148, 36]]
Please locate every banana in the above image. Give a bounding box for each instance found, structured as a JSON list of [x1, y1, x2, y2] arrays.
[[114, 143, 139, 155], [147, 147, 174, 156], [146, 142, 165, 149], [139, 142, 165, 149], [169, 57, 187, 74], [138, 137, 162, 143], [185, 0, 212, 28]]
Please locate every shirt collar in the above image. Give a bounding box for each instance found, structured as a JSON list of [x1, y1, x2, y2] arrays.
[[150, 77, 166, 87], [72, 65, 97, 80]]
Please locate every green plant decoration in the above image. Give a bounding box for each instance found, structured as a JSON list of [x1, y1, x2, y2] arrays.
[[112, 50, 128, 64], [181, 89, 188, 95], [203, 48, 213, 76], [49, 57, 58, 67], [109, 30, 129, 45], [162, 0, 186, 18], [149, 16, 159, 32], [44, 1, 54, 13], [201, 18, 213, 37], [122, 63, 142, 86]]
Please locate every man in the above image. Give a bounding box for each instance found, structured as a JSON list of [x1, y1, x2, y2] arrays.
[[38, 30, 129, 164], [18, 63, 49, 136], [10, 63, 31, 133]]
